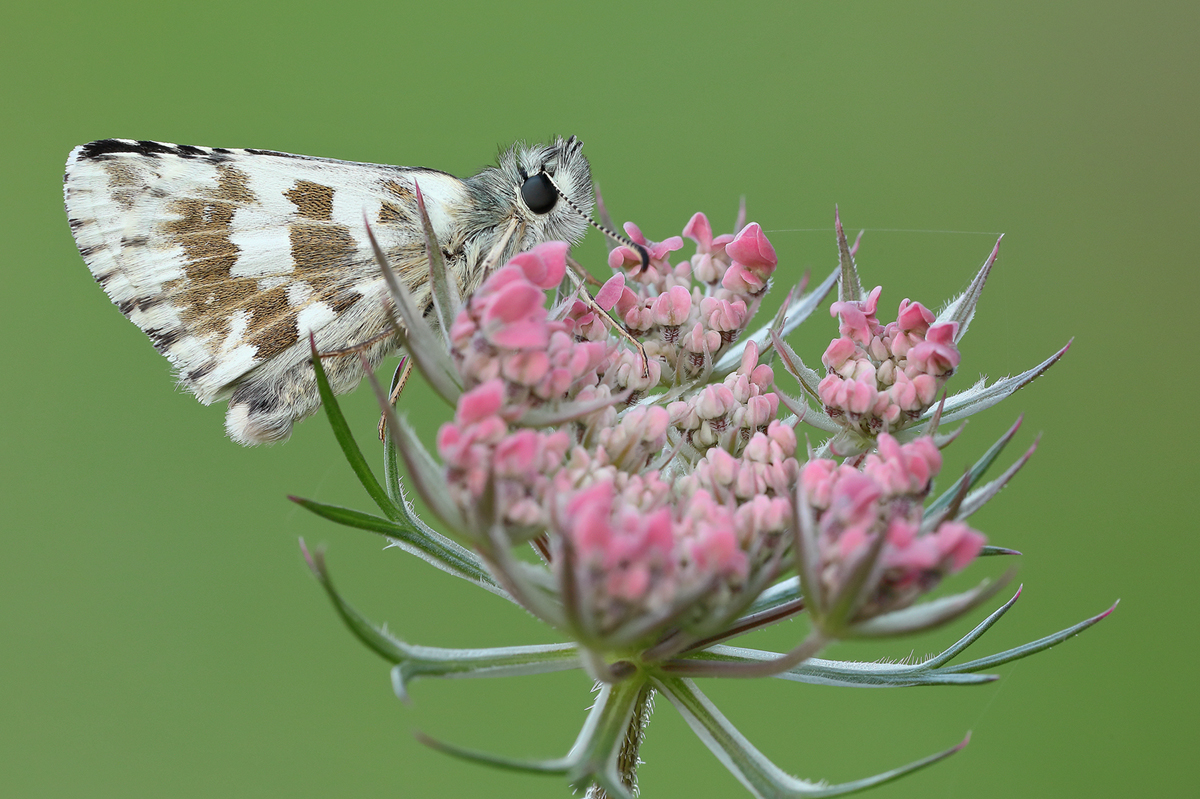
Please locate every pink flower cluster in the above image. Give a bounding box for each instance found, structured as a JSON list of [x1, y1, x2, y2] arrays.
[[668, 342, 780, 454], [799, 434, 985, 621], [431, 212, 991, 646], [555, 479, 750, 636], [314, 199, 1086, 799], [448, 242, 611, 401], [435, 216, 795, 643], [608, 213, 778, 380], [437, 379, 571, 530], [818, 287, 961, 436]]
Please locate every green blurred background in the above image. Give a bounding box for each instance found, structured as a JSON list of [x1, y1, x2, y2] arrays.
[[3, 1, 1194, 796]]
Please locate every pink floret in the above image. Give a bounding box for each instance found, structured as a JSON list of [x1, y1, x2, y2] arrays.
[[508, 241, 568, 289]]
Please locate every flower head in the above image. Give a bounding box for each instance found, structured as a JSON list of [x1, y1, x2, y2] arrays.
[[301, 201, 1099, 799], [406, 213, 1036, 657], [817, 288, 960, 438], [799, 433, 985, 633], [433, 234, 799, 648]]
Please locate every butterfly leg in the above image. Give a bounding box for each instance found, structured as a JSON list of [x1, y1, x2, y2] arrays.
[[378, 357, 414, 442]]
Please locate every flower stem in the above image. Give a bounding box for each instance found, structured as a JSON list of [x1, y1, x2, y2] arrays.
[[586, 681, 655, 798]]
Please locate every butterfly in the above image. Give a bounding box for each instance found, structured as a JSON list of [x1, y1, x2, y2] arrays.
[[64, 137, 594, 444]]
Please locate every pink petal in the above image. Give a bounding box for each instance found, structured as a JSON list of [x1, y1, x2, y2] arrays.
[[456, 379, 505, 424], [623, 221, 648, 246], [650, 235, 685, 261], [822, 336, 860, 368], [501, 350, 550, 386], [682, 212, 714, 250], [595, 273, 626, 310], [896, 298, 934, 332], [508, 241, 568, 289], [489, 319, 551, 349], [494, 429, 540, 477], [937, 521, 986, 571], [651, 285, 692, 326], [483, 280, 545, 324], [725, 222, 777, 268]]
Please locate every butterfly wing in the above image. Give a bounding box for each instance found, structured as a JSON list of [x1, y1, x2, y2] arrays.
[[65, 139, 470, 443]]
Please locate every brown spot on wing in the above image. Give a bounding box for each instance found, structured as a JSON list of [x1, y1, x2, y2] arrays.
[[378, 201, 408, 225], [161, 197, 240, 279], [244, 285, 297, 355], [235, 221, 364, 361], [159, 164, 258, 341], [329, 290, 360, 314], [166, 274, 258, 336], [289, 224, 362, 312], [111, 190, 138, 209], [103, 162, 141, 187], [150, 165, 379, 372], [283, 180, 335, 221], [381, 179, 414, 203], [213, 164, 255, 203], [289, 223, 358, 279]]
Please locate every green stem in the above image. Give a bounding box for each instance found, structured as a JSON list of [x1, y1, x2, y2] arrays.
[[585, 682, 655, 798]]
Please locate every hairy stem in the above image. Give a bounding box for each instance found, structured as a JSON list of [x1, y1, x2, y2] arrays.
[[586, 682, 655, 798]]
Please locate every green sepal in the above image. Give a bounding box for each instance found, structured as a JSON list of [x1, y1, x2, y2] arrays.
[[660, 633, 826, 680], [690, 645, 996, 687], [308, 341, 502, 595], [301, 540, 416, 666], [391, 639, 582, 702], [743, 577, 803, 616], [846, 569, 1015, 639], [938, 598, 1119, 674], [674, 587, 1115, 688], [381, 360, 407, 512], [414, 182, 461, 346], [374, 364, 495, 584], [980, 545, 1023, 556], [954, 436, 1039, 521], [774, 385, 839, 435], [926, 415, 1024, 517], [834, 207, 866, 304], [290, 497, 500, 594], [415, 732, 573, 775], [770, 330, 824, 403], [291, 496, 418, 536], [655, 676, 966, 797], [308, 335, 401, 522], [415, 677, 649, 799], [937, 236, 1001, 343], [928, 340, 1072, 425], [363, 219, 462, 404], [384, 408, 469, 539], [300, 542, 578, 698]]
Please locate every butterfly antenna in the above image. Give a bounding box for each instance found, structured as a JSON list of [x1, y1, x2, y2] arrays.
[[540, 171, 650, 270]]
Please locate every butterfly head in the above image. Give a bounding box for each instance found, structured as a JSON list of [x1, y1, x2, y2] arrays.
[[471, 136, 594, 250]]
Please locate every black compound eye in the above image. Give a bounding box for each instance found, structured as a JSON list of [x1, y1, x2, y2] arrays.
[[520, 172, 557, 215]]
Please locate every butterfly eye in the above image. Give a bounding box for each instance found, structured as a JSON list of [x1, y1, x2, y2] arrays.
[[520, 172, 557, 215]]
